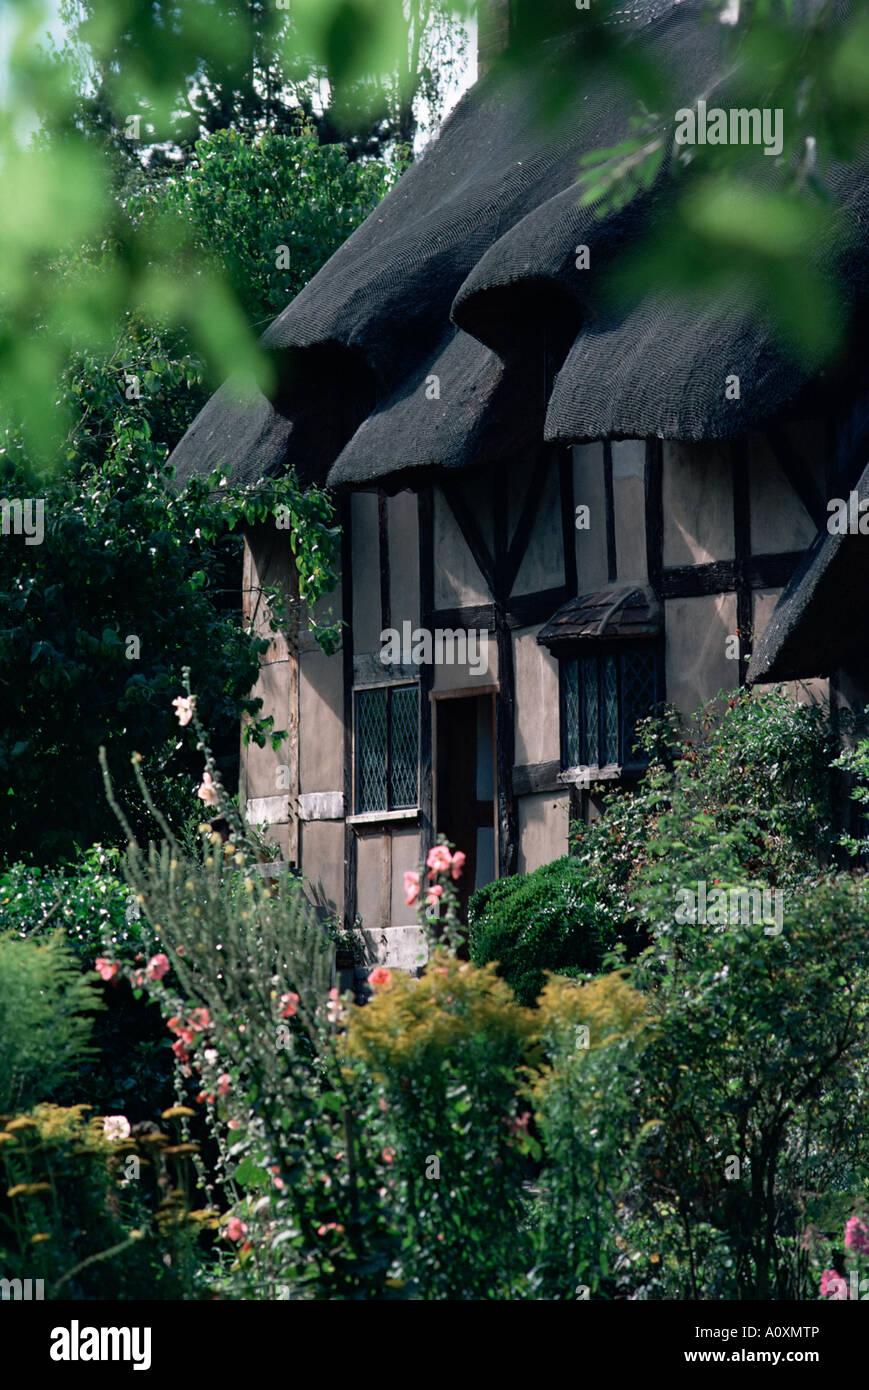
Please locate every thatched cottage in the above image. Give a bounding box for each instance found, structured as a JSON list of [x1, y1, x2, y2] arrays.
[[170, 0, 869, 966]]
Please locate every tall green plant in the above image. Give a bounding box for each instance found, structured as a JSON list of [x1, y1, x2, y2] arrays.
[[0, 934, 103, 1111]]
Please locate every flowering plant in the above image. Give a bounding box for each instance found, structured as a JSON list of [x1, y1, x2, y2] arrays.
[[403, 835, 467, 956]]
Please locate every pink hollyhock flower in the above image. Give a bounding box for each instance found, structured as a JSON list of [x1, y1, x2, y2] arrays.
[[197, 771, 218, 806], [94, 957, 119, 982], [426, 884, 443, 907], [382, 1147, 395, 1164], [426, 845, 452, 878], [325, 988, 345, 1026], [845, 1216, 869, 1256], [368, 967, 392, 990], [820, 1268, 848, 1300], [145, 952, 170, 982], [404, 870, 420, 906], [131, 970, 145, 987], [189, 1007, 211, 1031], [317, 1222, 344, 1235], [217, 1073, 231, 1097], [171, 1039, 191, 1063], [378, 1096, 388, 1112], [167, 1015, 183, 1034], [172, 695, 196, 727], [269, 1166, 286, 1192], [279, 991, 299, 1018], [224, 1217, 248, 1243], [450, 850, 466, 881]]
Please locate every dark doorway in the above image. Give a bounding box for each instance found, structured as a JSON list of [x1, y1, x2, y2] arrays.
[[434, 691, 497, 919]]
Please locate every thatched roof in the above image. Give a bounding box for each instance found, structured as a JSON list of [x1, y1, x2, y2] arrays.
[[169, 0, 869, 494]]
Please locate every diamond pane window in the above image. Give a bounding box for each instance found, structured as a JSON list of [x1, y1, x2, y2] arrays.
[[355, 684, 419, 814], [581, 655, 599, 766], [601, 655, 619, 765], [621, 648, 657, 765], [561, 646, 660, 772], [389, 685, 419, 809], [562, 659, 581, 769]]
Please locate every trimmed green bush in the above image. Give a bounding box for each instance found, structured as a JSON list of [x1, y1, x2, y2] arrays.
[[468, 856, 614, 1005]]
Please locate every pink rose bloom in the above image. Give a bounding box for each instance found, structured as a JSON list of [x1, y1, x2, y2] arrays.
[[145, 953, 170, 982], [368, 967, 392, 990], [426, 845, 452, 878], [820, 1268, 848, 1300], [197, 771, 218, 806], [172, 695, 195, 727], [279, 991, 299, 1018], [217, 1073, 231, 1097], [224, 1217, 248, 1243], [845, 1216, 869, 1256], [404, 870, 420, 906], [426, 884, 443, 907], [450, 851, 466, 881], [94, 957, 119, 982]]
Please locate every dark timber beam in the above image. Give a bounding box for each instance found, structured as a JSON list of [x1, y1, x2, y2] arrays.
[[765, 426, 827, 532], [559, 447, 578, 599], [442, 478, 496, 595], [603, 438, 617, 583], [731, 439, 753, 687], [418, 488, 435, 861], [340, 497, 357, 933], [492, 469, 519, 878]]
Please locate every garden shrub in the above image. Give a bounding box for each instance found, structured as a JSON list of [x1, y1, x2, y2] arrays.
[[571, 687, 841, 942], [0, 848, 175, 1120], [344, 950, 538, 1298], [524, 970, 651, 1298], [81, 682, 869, 1301], [624, 868, 869, 1299], [0, 934, 103, 1112], [0, 1103, 214, 1299], [468, 855, 614, 1005]]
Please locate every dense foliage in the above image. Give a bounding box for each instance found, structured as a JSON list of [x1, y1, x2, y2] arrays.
[[2, 689, 869, 1300], [468, 855, 614, 1005], [0, 933, 103, 1112], [0, 124, 398, 864]]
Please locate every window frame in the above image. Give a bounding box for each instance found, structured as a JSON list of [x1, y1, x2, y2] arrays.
[[559, 639, 663, 778], [352, 679, 421, 816]]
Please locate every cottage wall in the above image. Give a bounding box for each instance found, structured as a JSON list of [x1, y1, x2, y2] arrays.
[[240, 421, 831, 947]]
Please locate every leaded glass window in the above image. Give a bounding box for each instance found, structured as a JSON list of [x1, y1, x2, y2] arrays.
[[355, 684, 419, 813], [561, 647, 659, 771]]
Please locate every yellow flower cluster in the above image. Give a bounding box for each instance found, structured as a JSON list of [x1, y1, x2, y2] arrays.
[[344, 950, 537, 1081], [534, 970, 651, 1051], [526, 970, 651, 1108]]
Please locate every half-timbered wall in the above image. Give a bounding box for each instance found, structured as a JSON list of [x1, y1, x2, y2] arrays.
[[241, 421, 832, 949]]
